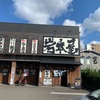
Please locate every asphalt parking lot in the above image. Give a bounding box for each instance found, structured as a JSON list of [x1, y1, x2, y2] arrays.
[[0, 84, 89, 100]]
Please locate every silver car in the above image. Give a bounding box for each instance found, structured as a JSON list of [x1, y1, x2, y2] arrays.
[[73, 89, 100, 100]]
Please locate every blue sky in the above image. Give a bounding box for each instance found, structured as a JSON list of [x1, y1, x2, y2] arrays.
[[0, 0, 100, 49]]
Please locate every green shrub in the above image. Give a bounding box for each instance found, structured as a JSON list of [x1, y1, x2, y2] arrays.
[[81, 68, 100, 90]]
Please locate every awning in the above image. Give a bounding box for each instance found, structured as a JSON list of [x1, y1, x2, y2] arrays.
[[40, 60, 82, 65]]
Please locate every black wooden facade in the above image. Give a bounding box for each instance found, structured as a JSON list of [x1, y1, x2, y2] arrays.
[[0, 22, 81, 87]]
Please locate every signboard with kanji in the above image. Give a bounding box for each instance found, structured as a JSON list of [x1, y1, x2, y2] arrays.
[[43, 37, 79, 55], [0, 37, 5, 53], [9, 38, 16, 53], [31, 39, 38, 54], [20, 39, 27, 53]]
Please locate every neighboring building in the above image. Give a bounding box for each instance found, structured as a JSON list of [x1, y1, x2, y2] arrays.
[[80, 50, 100, 70], [86, 44, 100, 52], [0, 22, 81, 87]]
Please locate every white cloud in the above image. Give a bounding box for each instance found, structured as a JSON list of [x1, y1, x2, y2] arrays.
[[12, 0, 73, 24], [82, 7, 100, 33], [89, 41, 100, 44], [63, 19, 76, 26], [63, 19, 85, 37], [63, 7, 100, 38]]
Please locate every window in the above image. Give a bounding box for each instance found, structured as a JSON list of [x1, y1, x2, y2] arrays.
[[80, 56, 85, 64], [92, 57, 98, 64], [86, 56, 91, 64]]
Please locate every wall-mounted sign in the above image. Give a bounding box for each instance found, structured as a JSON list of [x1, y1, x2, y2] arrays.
[[44, 70, 50, 78], [0, 37, 5, 53], [9, 38, 16, 53], [20, 39, 27, 53], [53, 70, 61, 77], [44, 78, 52, 85], [43, 37, 79, 55], [31, 39, 38, 54]]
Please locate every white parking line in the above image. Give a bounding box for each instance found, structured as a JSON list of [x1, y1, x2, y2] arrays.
[[51, 92, 88, 95]]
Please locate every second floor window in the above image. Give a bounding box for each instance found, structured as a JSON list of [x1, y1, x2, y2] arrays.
[[86, 58, 90, 64], [93, 57, 97, 64], [80, 57, 85, 64], [86, 57, 91, 64]]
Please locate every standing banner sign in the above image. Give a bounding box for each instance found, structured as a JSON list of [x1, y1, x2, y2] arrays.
[[10, 67, 15, 84], [74, 78, 81, 89]]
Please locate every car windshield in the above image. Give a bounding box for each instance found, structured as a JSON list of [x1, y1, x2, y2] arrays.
[[88, 89, 100, 100]]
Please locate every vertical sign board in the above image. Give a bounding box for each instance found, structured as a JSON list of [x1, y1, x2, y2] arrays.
[[20, 39, 27, 53], [9, 38, 16, 53], [0, 37, 5, 53], [31, 39, 38, 54], [10, 67, 15, 84]]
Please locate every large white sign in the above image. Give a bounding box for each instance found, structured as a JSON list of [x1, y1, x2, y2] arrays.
[[43, 37, 79, 55]]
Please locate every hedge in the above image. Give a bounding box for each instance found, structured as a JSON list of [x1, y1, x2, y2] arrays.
[[81, 68, 100, 90]]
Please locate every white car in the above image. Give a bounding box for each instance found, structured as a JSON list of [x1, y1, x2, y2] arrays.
[[73, 89, 100, 100]]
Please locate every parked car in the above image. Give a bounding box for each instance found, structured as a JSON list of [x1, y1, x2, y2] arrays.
[[73, 89, 100, 100]]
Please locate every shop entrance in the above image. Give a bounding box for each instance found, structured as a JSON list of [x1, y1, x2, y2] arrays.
[[27, 68, 39, 85], [15, 62, 39, 86], [0, 61, 11, 84], [61, 71, 67, 87]]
